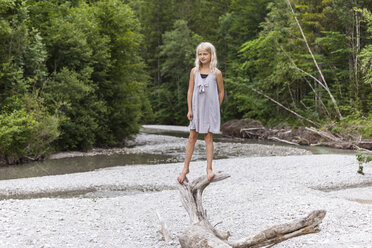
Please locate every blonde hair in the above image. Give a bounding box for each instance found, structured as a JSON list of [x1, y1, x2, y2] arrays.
[[194, 42, 217, 72]]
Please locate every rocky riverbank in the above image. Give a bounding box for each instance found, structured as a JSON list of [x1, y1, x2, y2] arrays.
[[221, 119, 372, 151], [0, 125, 371, 247], [0, 154, 371, 247]]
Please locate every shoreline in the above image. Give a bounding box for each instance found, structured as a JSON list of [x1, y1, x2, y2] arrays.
[[48, 124, 355, 161], [0, 127, 314, 181], [0, 124, 360, 167]]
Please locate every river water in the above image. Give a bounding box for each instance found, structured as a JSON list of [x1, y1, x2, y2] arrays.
[[0, 125, 354, 181]]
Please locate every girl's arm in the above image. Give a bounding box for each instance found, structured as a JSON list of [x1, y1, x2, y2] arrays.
[[187, 68, 196, 120], [216, 69, 224, 106]]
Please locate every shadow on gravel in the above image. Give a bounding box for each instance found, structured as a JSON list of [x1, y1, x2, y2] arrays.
[[315, 182, 372, 192], [350, 199, 372, 204], [315, 182, 372, 205], [0, 185, 177, 201]]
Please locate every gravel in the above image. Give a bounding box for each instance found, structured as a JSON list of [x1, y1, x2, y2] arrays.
[[49, 133, 311, 161], [0, 154, 371, 247], [0, 125, 371, 247]]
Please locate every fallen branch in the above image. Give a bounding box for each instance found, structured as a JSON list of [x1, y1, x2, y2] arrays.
[[240, 128, 266, 132], [286, 0, 342, 119], [279, 44, 327, 90], [177, 173, 326, 248], [278, 43, 332, 118], [240, 127, 267, 139], [156, 211, 172, 242], [268, 136, 299, 146], [249, 86, 319, 127], [353, 145, 372, 154], [305, 127, 340, 142], [228, 210, 326, 248]]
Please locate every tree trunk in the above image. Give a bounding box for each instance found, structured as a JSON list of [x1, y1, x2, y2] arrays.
[[177, 173, 326, 248], [354, 4, 360, 97], [156, 0, 162, 86], [249, 86, 319, 127], [279, 44, 330, 118], [286, 0, 342, 119]]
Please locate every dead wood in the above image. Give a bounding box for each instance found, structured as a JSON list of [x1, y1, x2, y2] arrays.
[[240, 128, 267, 139], [305, 127, 341, 142], [240, 128, 266, 132], [311, 141, 355, 150], [286, 0, 342, 119], [177, 173, 326, 248], [222, 119, 372, 152], [228, 210, 326, 248], [278, 43, 332, 118], [268, 136, 299, 146], [356, 140, 372, 151], [249, 87, 319, 127], [156, 211, 172, 242]]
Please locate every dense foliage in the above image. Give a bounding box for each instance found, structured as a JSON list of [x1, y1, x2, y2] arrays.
[[0, 0, 148, 163], [131, 0, 371, 130], [1, 0, 372, 164]]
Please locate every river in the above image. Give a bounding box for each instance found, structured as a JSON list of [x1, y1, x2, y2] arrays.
[[0, 125, 355, 181]]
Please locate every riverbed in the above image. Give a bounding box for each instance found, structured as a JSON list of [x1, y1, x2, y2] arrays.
[[0, 125, 371, 247], [0, 125, 318, 181]]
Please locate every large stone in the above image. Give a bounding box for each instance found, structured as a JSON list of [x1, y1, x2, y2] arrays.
[[221, 119, 265, 138]]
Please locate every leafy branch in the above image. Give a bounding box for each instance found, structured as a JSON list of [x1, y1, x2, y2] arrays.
[[356, 149, 372, 175]]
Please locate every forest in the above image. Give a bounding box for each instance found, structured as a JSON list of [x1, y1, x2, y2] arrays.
[[1, 0, 372, 164]]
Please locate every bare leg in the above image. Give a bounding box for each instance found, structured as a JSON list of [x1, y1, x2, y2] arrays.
[[178, 130, 198, 183], [204, 132, 215, 181]]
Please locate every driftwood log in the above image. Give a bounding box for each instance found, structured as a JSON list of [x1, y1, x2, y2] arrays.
[[177, 173, 326, 248], [221, 119, 372, 151]]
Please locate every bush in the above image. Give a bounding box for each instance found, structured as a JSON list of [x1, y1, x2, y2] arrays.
[[356, 149, 372, 175], [0, 96, 60, 164]]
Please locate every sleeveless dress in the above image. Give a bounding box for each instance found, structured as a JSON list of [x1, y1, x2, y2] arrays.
[[188, 70, 221, 134]]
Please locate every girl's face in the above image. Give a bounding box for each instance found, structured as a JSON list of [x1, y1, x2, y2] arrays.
[[198, 49, 211, 65]]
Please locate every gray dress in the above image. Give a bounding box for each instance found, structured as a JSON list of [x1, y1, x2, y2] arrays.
[[189, 70, 221, 134]]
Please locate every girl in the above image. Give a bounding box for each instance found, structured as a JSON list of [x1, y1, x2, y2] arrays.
[[177, 42, 224, 183]]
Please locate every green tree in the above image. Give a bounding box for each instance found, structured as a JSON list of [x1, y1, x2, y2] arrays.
[[157, 20, 202, 124], [28, 0, 107, 150], [0, 0, 60, 164], [29, 0, 149, 149], [129, 0, 176, 86], [222, 1, 297, 124], [358, 8, 372, 116], [217, 0, 272, 73], [92, 0, 148, 144]]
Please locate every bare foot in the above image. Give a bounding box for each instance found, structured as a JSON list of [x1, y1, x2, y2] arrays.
[[178, 168, 189, 183], [207, 169, 215, 181]]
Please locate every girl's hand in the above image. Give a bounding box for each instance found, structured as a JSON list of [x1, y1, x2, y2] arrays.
[[187, 111, 193, 121]]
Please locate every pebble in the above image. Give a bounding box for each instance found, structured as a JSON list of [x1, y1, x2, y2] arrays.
[[0, 130, 371, 247]]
